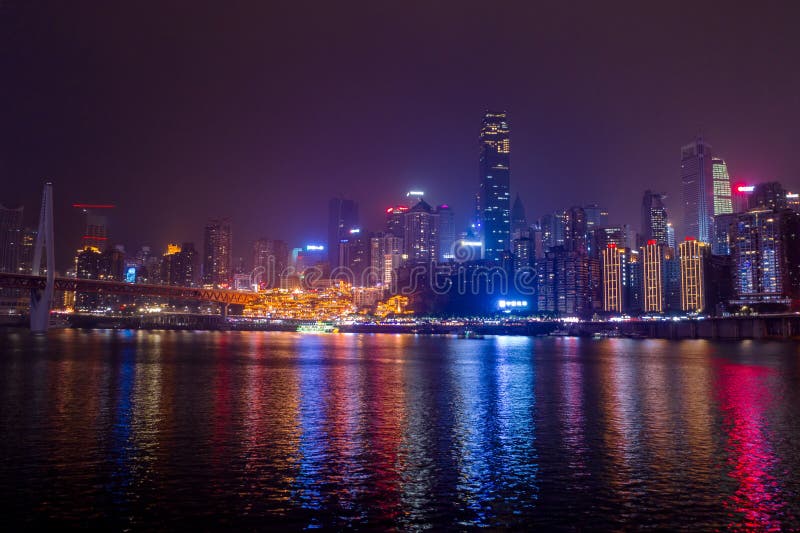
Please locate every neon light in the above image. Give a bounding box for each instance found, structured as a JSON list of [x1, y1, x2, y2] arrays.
[[737, 185, 755, 193], [306, 245, 324, 251], [349, 228, 361, 234], [787, 193, 799, 199], [439, 204, 449, 209], [406, 191, 424, 197], [685, 236, 696, 241], [647, 239, 657, 245], [607, 243, 617, 249], [460, 240, 482, 246], [72, 204, 116, 209]]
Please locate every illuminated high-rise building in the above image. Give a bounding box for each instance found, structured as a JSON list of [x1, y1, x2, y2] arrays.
[[663, 246, 682, 312], [583, 204, 609, 231], [538, 246, 590, 317], [681, 137, 714, 242], [584, 204, 608, 257], [594, 225, 628, 251], [641, 241, 663, 313], [338, 230, 370, 286], [436, 204, 456, 261], [0, 204, 23, 273], [786, 191, 800, 212], [17, 228, 36, 275], [478, 110, 511, 260], [564, 206, 588, 254], [601, 244, 641, 314], [602, 245, 623, 312], [732, 184, 754, 213], [370, 234, 404, 286], [328, 197, 359, 270], [253, 238, 289, 288], [679, 238, 709, 312], [730, 208, 800, 305], [712, 213, 737, 255], [540, 212, 565, 250], [666, 222, 676, 249], [512, 236, 535, 273], [162, 242, 199, 287], [748, 181, 787, 211], [711, 157, 733, 215], [203, 218, 232, 287], [641, 190, 668, 244], [403, 199, 439, 264]]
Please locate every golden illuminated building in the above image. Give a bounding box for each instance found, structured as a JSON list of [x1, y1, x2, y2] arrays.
[[375, 295, 412, 318], [602, 244, 623, 312], [679, 238, 708, 312], [166, 243, 181, 255], [641, 240, 663, 313]]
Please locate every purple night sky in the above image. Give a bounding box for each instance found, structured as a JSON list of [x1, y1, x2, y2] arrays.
[[2, 1, 800, 269]]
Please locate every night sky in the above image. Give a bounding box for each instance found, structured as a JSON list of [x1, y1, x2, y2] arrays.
[[2, 1, 800, 270]]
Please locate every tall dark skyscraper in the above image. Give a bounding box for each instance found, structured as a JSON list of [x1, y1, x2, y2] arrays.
[[203, 218, 232, 287], [681, 137, 713, 242], [564, 206, 588, 254], [0, 204, 23, 273], [641, 190, 668, 244], [511, 193, 528, 241], [478, 110, 511, 261], [328, 197, 359, 270], [436, 204, 456, 261], [253, 238, 289, 288], [749, 182, 788, 211]]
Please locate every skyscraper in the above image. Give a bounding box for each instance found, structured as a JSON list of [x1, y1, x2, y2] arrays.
[[436, 204, 456, 261], [730, 208, 800, 304], [328, 197, 359, 270], [564, 206, 588, 254], [679, 238, 709, 312], [370, 234, 404, 286], [711, 157, 733, 215], [537, 246, 590, 317], [641, 190, 668, 244], [478, 110, 511, 260], [203, 218, 232, 287], [253, 238, 289, 288], [748, 182, 787, 211], [0, 204, 23, 273], [602, 245, 623, 313], [641, 241, 664, 313], [510, 194, 528, 241], [681, 137, 714, 242], [403, 199, 439, 264]]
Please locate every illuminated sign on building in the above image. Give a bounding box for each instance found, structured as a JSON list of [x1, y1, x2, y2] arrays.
[[498, 299, 528, 309], [125, 267, 136, 283]]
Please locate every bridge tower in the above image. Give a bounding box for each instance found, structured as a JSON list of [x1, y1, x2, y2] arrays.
[[30, 182, 55, 332]]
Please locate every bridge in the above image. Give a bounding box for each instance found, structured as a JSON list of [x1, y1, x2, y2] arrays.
[[8, 182, 261, 331], [0, 272, 260, 306]]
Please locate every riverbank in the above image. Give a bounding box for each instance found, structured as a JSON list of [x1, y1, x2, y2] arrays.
[[5, 313, 800, 340]]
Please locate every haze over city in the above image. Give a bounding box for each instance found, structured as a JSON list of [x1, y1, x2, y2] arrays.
[[3, 1, 800, 269]]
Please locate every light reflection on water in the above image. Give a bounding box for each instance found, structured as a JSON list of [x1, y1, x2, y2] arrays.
[[1, 330, 799, 529]]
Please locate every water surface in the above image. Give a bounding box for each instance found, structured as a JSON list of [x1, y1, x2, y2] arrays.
[[1, 330, 799, 529]]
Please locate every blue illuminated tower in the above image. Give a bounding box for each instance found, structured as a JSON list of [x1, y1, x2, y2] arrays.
[[478, 111, 511, 261]]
